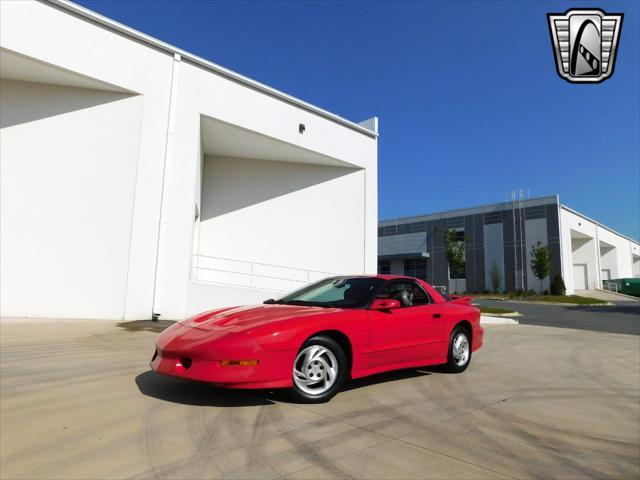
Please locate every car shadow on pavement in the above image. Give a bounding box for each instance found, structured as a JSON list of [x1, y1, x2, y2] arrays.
[[135, 370, 277, 406], [343, 368, 432, 392], [136, 367, 434, 406]]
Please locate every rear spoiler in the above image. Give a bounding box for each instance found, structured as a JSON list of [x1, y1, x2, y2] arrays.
[[447, 295, 474, 305]]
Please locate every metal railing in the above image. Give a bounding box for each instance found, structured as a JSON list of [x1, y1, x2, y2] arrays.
[[601, 280, 619, 293], [191, 254, 339, 294], [432, 285, 448, 295]]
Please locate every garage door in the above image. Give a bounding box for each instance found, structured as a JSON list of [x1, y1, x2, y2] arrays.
[[573, 264, 588, 290]]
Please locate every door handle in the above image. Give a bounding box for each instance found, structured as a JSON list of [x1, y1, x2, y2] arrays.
[[433, 313, 441, 319]]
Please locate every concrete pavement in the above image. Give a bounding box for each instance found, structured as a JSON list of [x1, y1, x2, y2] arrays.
[[1, 318, 639, 479]]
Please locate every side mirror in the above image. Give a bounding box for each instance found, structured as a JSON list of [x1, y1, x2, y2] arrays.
[[263, 298, 276, 304], [370, 298, 401, 311]]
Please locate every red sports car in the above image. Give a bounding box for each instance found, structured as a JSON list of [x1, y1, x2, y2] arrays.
[[151, 275, 483, 402]]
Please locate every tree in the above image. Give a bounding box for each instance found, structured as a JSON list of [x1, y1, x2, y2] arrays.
[[445, 229, 466, 293], [490, 261, 501, 293], [530, 241, 551, 294], [550, 274, 566, 296]]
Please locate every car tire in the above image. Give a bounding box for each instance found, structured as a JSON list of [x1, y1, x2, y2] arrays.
[[444, 326, 472, 373], [290, 335, 347, 403]]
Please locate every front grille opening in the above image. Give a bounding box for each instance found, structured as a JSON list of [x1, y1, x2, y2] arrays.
[[151, 349, 158, 361], [180, 357, 192, 369]]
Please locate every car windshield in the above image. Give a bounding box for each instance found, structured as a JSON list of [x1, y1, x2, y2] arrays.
[[274, 277, 385, 309]]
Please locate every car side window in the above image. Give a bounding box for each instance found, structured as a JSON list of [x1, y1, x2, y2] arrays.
[[377, 281, 431, 307], [411, 284, 431, 306]]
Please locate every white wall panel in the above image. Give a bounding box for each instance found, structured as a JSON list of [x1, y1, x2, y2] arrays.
[[1, 1, 175, 319], [198, 156, 365, 273], [0, 80, 143, 318], [561, 207, 639, 293]]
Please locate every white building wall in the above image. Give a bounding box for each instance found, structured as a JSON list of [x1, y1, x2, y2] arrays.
[[633, 251, 640, 276], [0, 80, 144, 318], [153, 59, 377, 319], [0, 0, 175, 319], [598, 228, 633, 280], [0, 0, 378, 320], [198, 156, 364, 272], [560, 207, 639, 294]]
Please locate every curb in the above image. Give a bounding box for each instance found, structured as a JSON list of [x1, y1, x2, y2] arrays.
[[481, 315, 518, 325], [502, 300, 613, 307], [473, 308, 521, 317]]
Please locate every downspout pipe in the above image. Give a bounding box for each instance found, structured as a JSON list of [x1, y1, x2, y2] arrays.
[[151, 53, 181, 320]]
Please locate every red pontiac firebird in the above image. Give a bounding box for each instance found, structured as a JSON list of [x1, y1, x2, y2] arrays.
[[151, 275, 483, 402]]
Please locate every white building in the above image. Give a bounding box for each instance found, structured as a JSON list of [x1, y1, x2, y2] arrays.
[[560, 205, 639, 293], [378, 196, 639, 295], [0, 0, 378, 320]]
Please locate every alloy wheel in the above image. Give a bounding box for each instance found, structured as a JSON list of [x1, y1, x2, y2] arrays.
[[293, 345, 339, 395], [452, 333, 470, 367]]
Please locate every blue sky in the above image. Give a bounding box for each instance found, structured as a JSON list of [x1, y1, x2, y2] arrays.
[[78, 0, 639, 240]]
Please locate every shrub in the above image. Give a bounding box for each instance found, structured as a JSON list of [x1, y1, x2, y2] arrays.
[[490, 261, 501, 293], [550, 274, 566, 295]]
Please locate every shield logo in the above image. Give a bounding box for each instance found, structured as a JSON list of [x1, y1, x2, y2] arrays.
[[547, 9, 623, 83]]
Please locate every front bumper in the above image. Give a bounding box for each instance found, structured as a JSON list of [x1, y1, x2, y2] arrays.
[[149, 336, 296, 389]]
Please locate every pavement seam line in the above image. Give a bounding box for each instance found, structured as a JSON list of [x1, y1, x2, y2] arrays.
[[283, 361, 618, 480], [283, 401, 520, 480]]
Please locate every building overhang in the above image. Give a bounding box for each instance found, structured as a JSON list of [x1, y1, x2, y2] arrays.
[[570, 229, 593, 240], [599, 239, 616, 251], [200, 115, 359, 168], [0, 48, 132, 93]]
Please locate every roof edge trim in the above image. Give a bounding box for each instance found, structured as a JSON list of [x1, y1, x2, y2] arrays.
[[379, 195, 559, 225], [44, 0, 378, 138]]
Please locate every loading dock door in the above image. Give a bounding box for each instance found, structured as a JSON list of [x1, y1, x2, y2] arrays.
[[573, 264, 588, 290]]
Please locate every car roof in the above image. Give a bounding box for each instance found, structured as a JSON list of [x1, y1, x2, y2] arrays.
[[332, 274, 417, 281]]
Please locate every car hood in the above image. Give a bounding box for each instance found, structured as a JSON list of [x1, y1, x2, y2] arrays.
[[182, 304, 342, 332]]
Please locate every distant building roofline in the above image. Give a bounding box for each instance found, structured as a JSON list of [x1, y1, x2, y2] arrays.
[[379, 194, 639, 245], [379, 195, 559, 226]]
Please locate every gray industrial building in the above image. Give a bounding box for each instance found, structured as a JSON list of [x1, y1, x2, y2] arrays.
[[378, 195, 640, 294]]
